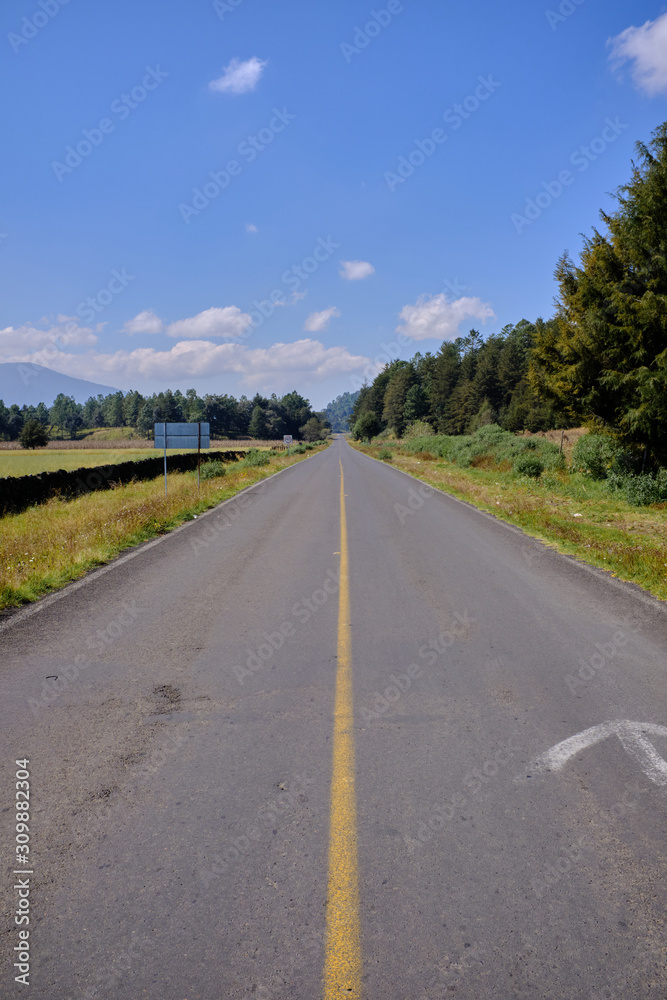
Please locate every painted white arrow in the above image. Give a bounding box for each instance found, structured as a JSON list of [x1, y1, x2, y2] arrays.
[[523, 720, 667, 788]]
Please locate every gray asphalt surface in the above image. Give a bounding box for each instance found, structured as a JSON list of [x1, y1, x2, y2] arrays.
[[1, 435, 666, 999]]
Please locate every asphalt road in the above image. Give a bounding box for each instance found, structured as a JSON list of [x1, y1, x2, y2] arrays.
[[1, 435, 667, 999]]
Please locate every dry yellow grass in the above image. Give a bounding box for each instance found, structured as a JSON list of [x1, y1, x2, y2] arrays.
[[0, 446, 325, 610]]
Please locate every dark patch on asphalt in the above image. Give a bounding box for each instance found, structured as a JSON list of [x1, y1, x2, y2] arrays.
[[88, 786, 118, 801], [153, 684, 181, 714]]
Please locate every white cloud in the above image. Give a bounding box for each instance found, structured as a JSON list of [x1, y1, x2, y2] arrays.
[[396, 294, 495, 341], [123, 309, 164, 335], [608, 13, 667, 95], [339, 260, 375, 281], [0, 320, 98, 359], [304, 307, 340, 332], [231, 339, 369, 384], [209, 57, 267, 95], [245, 223, 258, 234], [166, 306, 253, 340], [10, 339, 372, 390]]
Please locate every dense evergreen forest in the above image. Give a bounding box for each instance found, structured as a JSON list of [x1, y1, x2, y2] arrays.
[[350, 321, 562, 440]]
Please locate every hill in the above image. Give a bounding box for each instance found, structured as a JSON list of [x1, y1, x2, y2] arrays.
[[324, 390, 360, 432], [0, 363, 119, 408]]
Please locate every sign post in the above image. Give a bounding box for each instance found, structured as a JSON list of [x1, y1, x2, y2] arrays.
[[162, 421, 167, 497], [154, 422, 211, 497], [283, 434, 293, 455]]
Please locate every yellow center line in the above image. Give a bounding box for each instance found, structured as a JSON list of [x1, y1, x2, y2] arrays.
[[323, 459, 362, 999]]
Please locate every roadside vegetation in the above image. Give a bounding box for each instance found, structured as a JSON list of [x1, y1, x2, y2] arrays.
[[351, 427, 667, 601], [0, 443, 328, 611]]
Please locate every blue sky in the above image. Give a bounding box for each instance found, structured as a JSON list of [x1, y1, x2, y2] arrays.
[[1, 0, 666, 409]]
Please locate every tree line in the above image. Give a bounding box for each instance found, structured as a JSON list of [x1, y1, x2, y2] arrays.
[[351, 321, 563, 441], [1, 388, 331, 446], [353, 121, 667, 467]]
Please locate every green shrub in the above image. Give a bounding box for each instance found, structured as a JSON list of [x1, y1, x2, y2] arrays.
[[514, 455, 544, 478], [571, 434, 623, 479], [401, 425, 564, 472], [353, 412, 382, 441], [377, 448, 393, 461], [607, 469, 667, 506], [199, 460, 227, 480], [242, 448, 271, 467], [403, 420, 434, 440]]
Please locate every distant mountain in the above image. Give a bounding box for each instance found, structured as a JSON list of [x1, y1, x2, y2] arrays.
[[324, 390, 360, 432], [0, 363, 119, 408]]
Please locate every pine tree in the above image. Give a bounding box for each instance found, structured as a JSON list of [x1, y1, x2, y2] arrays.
[[530, 122, 667, 462], [248, 405, 269, 439], [20, 419, 48, 449], [382, 363, 416, 436]]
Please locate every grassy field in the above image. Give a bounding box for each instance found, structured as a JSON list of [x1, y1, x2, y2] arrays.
[[350, 436, 667, 602], [0, 428, 287, 454], [0, 444, 327, 611], [0, 448, 203, 477], [80, 426, 144, 441]]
